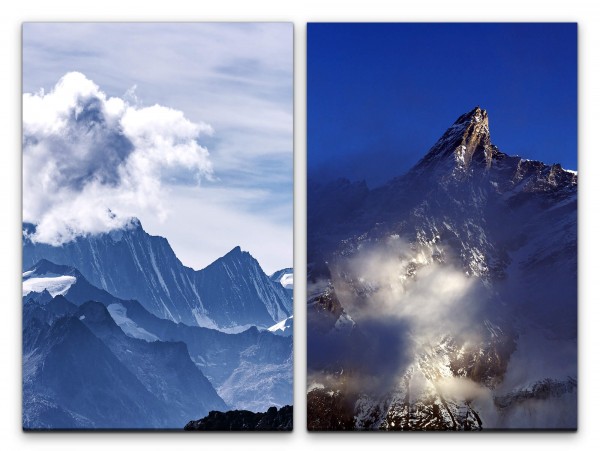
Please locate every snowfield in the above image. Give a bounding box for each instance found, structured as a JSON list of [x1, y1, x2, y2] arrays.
[[268, 315, 293, 333], [22, 275, 76, 297]]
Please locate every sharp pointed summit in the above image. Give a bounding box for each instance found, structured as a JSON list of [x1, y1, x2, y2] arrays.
[[222, 245, 243, 259], [412, 106, 497, 173]]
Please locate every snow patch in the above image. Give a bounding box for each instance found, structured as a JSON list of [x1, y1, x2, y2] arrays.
[[279, 273, 294, 289], [334, 312, 355, 332], [307, 382, 325, 393], [107, 304, 159, 342], [218, 324, 255, 334], [268, 315, 293, 333], [22, 275, 76, 297]]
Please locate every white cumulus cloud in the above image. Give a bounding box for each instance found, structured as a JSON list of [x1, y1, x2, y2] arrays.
[[23, 71, 214, 245]]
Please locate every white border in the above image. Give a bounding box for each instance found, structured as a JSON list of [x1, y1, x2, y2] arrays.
[[2, 1, 599, 449]]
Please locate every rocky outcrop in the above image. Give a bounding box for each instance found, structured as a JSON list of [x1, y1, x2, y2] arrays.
[[184, 405, 293, 431]]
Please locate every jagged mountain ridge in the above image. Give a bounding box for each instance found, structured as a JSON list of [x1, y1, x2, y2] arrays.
[[114, 298, 293, 411], [23, 301, 170, 429], [76, 301, 228, 424], [22, 262, 293, 421], [308, 107, 576, 333], [23, 259, 123, 306], [23, 294, 228, 429], [307, 106, 577, 430], [309, 107, 576, 284], [23, 220, 292, 329]]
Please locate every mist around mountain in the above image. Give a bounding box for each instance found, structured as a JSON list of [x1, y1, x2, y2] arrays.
[[23, 225, 293, 430], [307, 107, 577, 430]]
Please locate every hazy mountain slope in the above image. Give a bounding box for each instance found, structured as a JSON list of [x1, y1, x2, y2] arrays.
[[115, 298, 293, 411]]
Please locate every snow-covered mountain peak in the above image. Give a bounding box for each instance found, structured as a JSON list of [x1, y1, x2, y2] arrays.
[[449, 106, 489, 137], [268, 315, 294, 336]]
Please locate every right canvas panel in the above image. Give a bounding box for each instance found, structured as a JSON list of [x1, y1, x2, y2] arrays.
[[307, 23, 577, 431]]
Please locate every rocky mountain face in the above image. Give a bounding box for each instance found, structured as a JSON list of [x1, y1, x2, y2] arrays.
[[23, 220, 292, 330], [23, 299, 171, 429], [114, 298, 293, 412], [184, 405, 293, 431], [307, 107, 577, 430], [76, 301, 228, 425], [22, 226, 293, 429], [23, 293, 228, 429], [195, 247, 291, 329], [22, 262, 293, 428]]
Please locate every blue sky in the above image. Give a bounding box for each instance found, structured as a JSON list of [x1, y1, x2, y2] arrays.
[[308, 23, 577, 186], [23, 23, 293, 273]]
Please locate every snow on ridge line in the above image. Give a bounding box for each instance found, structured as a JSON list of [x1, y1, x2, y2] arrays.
[[268, 315, 293, 332], [22, 275, 76, 297], [218, 324, 255, 334]]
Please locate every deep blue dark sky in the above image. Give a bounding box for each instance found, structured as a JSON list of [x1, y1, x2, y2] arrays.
[[308, 23, 577, 187]]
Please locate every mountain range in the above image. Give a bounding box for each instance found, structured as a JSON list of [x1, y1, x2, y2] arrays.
[[23, 225, 293, 429], [23, 220, 292, 331]]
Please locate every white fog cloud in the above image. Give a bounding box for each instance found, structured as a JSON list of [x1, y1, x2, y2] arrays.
[[331, 237, 485, 349], [308, 237, 491, 397], [23, 72, 214, 245], [319, 238, 576, 428]]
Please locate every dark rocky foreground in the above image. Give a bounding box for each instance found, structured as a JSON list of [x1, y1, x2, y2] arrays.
[[184, 405, 293, 431]]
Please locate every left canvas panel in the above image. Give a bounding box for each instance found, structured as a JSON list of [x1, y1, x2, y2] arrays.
[[22, 23, 294, 431]]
